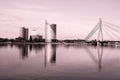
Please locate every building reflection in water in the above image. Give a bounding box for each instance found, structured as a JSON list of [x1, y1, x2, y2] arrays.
[[19, 44, 28, 59], [45, 43, 56, 67], [29, 44, 44, 54], [18, 44, 45, 60], [29, 44, 32, 52]]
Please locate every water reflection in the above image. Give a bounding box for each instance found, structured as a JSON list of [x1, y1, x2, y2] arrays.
[[29, 44, 32, 52], [85, 46, 103, 72], [17, 44, 45, 60], [19, 44, 28, 59], [97, 46, 103, 72], [17, 43, 57, 67], [1, 43, 120, 80], [29, 44, 44, 54], [0, 43, 8, 48], [0, 43, 119, 72], [7, 43, 112, 72], [45, 43, 56, 67]]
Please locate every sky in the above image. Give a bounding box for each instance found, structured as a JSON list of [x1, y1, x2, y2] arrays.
[[0, 0, 120, 40]]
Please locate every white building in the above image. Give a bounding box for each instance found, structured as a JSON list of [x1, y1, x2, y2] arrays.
[[45, 23, 57, 42]]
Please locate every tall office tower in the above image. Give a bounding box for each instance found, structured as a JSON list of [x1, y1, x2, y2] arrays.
[[20, 27, 29, 40], [45, 21, 57, 42]]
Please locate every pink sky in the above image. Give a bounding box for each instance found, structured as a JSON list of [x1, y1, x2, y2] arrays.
[[0, 0, 120, 40]]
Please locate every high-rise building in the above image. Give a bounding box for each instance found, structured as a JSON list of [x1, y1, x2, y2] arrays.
[[45, 21, 57, 42], [20, 27, 29, 40]]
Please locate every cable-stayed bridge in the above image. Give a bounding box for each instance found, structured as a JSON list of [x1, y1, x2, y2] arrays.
[[85, 19, 120, 46], [85, 19, 120, 41]]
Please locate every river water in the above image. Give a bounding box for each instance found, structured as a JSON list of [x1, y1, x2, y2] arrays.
[[0, 43, 120, 80]]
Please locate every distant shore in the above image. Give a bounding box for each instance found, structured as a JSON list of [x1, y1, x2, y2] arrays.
[[0, 40, 120, 47]]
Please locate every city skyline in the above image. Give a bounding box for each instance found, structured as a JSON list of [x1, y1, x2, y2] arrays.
[[0, 0, 120, 40]]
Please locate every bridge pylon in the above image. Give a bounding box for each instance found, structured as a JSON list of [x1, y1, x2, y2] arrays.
[[97, 18, 103, 46], [85, 18, 104, 46]]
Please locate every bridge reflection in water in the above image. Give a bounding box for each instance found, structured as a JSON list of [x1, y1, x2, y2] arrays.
[[1, 43, 120, 80], [84, 46, 103, 72], [17, 43, 118, 72]]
